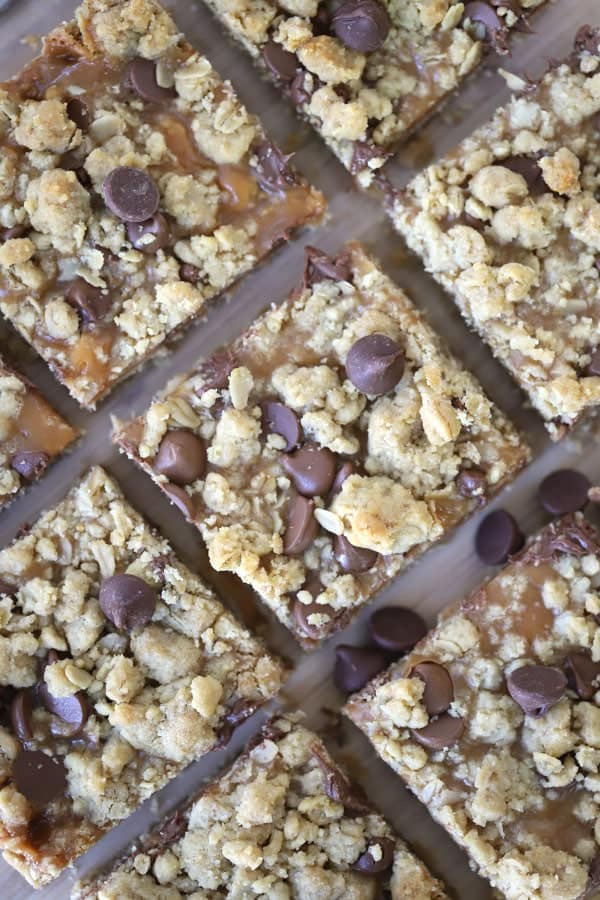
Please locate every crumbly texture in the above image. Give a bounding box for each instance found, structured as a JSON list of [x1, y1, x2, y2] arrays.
[[392, 32, 600, 438], [345, 514, 600, 900], [203, 0, 545, 185], [0, 467, 284, 887], [0, 356, 77, 508], [115, 242, 529, 647], [0, 0, 324, 409], [74, 716, 448, 899]]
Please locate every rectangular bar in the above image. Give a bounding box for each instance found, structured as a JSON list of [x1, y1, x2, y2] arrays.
[[0, 356, 77, 508], [115, 241, 529, 648], [202, 0, 545, 185], [0, 466, 284, 887], [391, 28, 600, 438], [345, 513, 600, 899], [0, 0, 324, 408], [74, 715, 448, 899]]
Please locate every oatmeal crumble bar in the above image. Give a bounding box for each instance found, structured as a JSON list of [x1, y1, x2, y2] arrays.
[[0, 356, 77, 508], [0, 466, 284, 887], [74, 715, 448, 899], [391, 27, 600, 439], [0, 0, 324, 409], [201, 0, 546, 185], [345, 514, 600, 900], [115, 242, 529, 648]]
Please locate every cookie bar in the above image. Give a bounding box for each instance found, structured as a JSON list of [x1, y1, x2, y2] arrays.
[[0, 357, 77, 508], [345, 514, 600, 900], [391, 27, 600, 439], [115, 242, 529, 648], [202, 0, 545, 185], [0, 467, 284, 887], [74, 715, 448, 899], [0, 0, 324, 409]]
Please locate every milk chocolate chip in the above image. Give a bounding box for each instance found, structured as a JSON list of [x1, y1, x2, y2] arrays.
[[38, 683, 89, 734], [99, 574, 156, 631], [11, 451, 49, 482], [127, 213, 171, 254], [284, 494, 319, 554], [11, 690, 34, 743], [370, 607, 427, 654], [66, 277, 112, 324], [13, 749, 68, 806], [104, 166, 160, 223], [456, 468, 487, 499], [261, 401, 301, 451], [333, 534, 378, 573], [411, 662, 454, 716], [262, 40, 298, 81], [123, 57, 176, 103], [352, 837, 395, 874], [282, 443, 337, 496], [303, 246, 351, 286], [334, 645, 387, 693], [332, 0, 390, 52], [564, 651, 600, 701], [411, 713, 465, 750], [154, 429, 206, 485], [66, 98, 91, 131], [506, 664, 567, 717], [346, 334, 405, 396]]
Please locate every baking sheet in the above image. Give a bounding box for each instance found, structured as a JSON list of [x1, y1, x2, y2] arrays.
[[0, 0, 599, 896]]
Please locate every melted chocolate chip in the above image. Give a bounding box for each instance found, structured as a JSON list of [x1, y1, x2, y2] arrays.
[[352, 837, 395, 874], [197, 349, 237, 392], [10, 690, 35, 743], [66, 97, 91, 131], [334, 644, 387, 693], [411, 714, 465, 750], [284, 493, 319, 554], [123, 57, 176, 103], [253, 142, 297, 194], [282, 443, 337, 496], [462, 1, 509, 53], [11, 451, 49, 482], [538, 469, 591, 516], [350, 140, 387, 175], [162, 483, 196, 521], [521, 515, 599, 563], [332, 0, 391, 52], [411, 662, 454, 716], [564, 652, 600, 701], [262, 40, 298, 81], [290, 69, 312, 106], [13, 749, 68, 806], [127, 213, 171, 254], [346, 334, 405, 396], [333, 534, 379, 573], [103, 166, 160, 223], [99, 574, 156, 631], [293, 596, 335, 639], [475, 509, 524, 565], [501, 155, 546, 196], [65, 277, 112, 324], [261, 401, 302, 452], [311, 743, 372, 814], [506, 664, 567, 717], [179, 263, 201, 284], [370, 607, 427, 654], [154, 429, 206, 485], [574, 25, 600, 55], [456, 468, 487, 500], [303, 246, 352, 286], [216, 698, 258, 747]]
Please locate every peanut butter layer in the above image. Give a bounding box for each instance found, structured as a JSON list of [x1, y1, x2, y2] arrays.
[[392, 28, 600, 439], [115, 242, 529, 649], [202, 0, 546, 186], [74, 715, 448, 900], [0, 467, 284, 887], [345, 514, 600, 900], [0, 357, 77, 508], [0, 0, 324, 409]]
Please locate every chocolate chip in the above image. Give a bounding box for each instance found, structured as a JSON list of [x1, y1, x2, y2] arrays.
[[179, 263, 201, 284], [290, 69, 312, 106], [475, 509, 524, 565], [303, 246, 352, 287], [162, 483, 196, 521], [311, 743, 371, 814], [66, 97, 91, 131], [103, 166, 160, 223], [589, 854, 600, 888], [346, 334, 405, 396], [333, 534, 378, 573], [411, 662, 454, 716], [411, 714, 465, 750], [254, 142, 297, 194], [0, 580, 14, 596], [352, 837, 395, 874], [282, 443, 337, 497], [522, 515, 599, 563], [197, 350, 237, 392], [1, 224, 28, 242], [261, 401, 301, 451], [538, 469, 591, 516], [123, 57, 176, 103], [216, 698, 258, 747], [99, 574, 156, 631], [293, 597, 335, 639], [331, 461, 354, 495], [574, 25, 600, 55], [284, 493, 319, 554], [127, 213, 171, 254], [332, 0, 390, 52], [334, 645, 387, 693], [370, 607, 427, 654], [13, 749, 68, 806], [38, 683, 89, 734], [564, 652, 600, 701], [456, 468, 487, 500], [65, 277, 112, 324], [506, 665, 567, 717], [154, 430, 206, 485], [262, 40, 298, 81], [500, 155, 546, 196], [350, 140, 387, 175], [584, 347, 600, 376], [10, 690, 35, 743], [11, 451, 49, 482], [462, 1, 508, 53]]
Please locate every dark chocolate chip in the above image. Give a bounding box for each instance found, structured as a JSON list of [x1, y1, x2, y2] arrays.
[[38, 683, 89, 734], [311, 743, 371, 814], [127, 213, 171, 254], [284, 493, 319, 554], [352, 836, 395, 874], [290, 69, 312, 106], [585, 347, 600, 377], [334, 644, 387, 693], [475, 509, 524, 565], [13, 749, 68, 806], [253, 142, 297, 194], [123, 57, 176, 103], [11, 451, 49, 482], [10, 690, 35, 743], [103, 166, 160, 223], [99, 574, 156, 631], [303, 246, 352, 286], [538, 469, 591, 516], [162, 483, 196, 521], [197, 349, 237, 392], [456, 468, 487, 500], [179, 263, 201, 284], [66, 97, 91, 131], [506, 664, 567, 717], [331, 461, 354, 495], [564, 652, 600, 701], [261, 401, 301, 452], [282, 443, 337, 496], [154, 430, 206, 485], [216, 698, 259, 746], [411, 713, 465, 750], [346, 333, 405, 396], [500, 155, 546, 196], [65, 277, 112, 324], [262, 40, 298, 81], [462, 1, 508, 53], [332, 0, 390, 52], [370, 607, 427, 654], [333, 534, 378, 573], [411, 662, 454, 716]]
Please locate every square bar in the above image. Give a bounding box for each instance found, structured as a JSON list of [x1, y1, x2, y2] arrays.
[[391, 28, 600, 438], [115, 241, 529, 648], [74, 715, 448, 899], [0, 356, 77, 508], [0, 0, 324, 408], [202, 0, 545, 185], [0, 467, 284, 886], [345, 514, 600, 899]]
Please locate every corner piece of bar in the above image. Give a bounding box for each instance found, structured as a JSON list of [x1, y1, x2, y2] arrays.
[[114, 241, 529, 648], [345, 512, 600, 900]]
